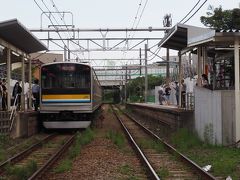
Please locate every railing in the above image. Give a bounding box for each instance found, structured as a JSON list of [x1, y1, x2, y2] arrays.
[[9, 94, 20, 131], [186, 92, 194, 110]]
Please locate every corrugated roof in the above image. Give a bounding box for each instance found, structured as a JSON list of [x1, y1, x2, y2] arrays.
[[0, 19, 47, 54], [158, 23, 214, 50], [158, 24, 187, 51]]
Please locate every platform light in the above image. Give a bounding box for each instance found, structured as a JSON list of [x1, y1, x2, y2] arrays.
[[11, 51, 20, 57]]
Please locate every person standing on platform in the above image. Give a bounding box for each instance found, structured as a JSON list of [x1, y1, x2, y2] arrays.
[[32, 79, 40, 111], [174, 82, 179, 106], [1, 79, 7, 111], [0, 80, 3, 110], [164, 84, 171, 105], [201, 74, 209, 88], [12, 82, 22, 110], [181, 79, 186, 108], [158, 88, 165, 105]]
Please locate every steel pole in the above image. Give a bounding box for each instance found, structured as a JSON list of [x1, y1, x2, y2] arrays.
[[145, 44, 148, 103]]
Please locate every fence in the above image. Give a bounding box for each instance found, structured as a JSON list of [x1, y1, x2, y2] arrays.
[[0, 111, 10, 134], [186, 92, 194, 110]]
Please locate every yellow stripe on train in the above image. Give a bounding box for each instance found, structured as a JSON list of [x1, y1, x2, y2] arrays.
[[42, 94, 91, 100]]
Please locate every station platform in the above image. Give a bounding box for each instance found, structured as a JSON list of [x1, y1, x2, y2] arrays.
[[126, 103, 194, 130], [0, 110, 39, 138]]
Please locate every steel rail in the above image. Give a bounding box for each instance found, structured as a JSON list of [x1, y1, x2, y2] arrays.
[[29, 133, 76, 179], [115, 105, 217, 180], [0, 133, 56, 174], [110, 105, 160, 180]]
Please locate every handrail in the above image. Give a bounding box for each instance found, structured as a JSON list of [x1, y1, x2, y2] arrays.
[[9, 93, 20, 131]]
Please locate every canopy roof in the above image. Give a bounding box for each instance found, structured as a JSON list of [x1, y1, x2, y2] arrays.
[[0, 19, 47, 54], [158, 24, 213, 51]]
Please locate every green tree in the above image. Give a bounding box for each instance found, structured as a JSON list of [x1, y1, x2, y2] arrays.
[[200, 6, 240, 30], [127, 75, 164, 102]]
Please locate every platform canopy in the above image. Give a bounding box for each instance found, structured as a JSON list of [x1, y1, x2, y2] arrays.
[[158, 23, 213, 51], [0, 19, 47, 54]]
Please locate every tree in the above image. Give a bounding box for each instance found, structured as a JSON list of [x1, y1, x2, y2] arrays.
[[127, 75, 164, 102], [200, 6, 240, 30]]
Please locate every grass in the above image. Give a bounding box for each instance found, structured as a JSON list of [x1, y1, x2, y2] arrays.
[[55, 128, 95, 173], [170, 128, 202, 151], [0, 149, 6, 162], [54, 159, 72, 173], [157, 167, 169, 179], [119, 164, 132, 175], [118, 164, 139, 180], [6, 160, 38, 180], [0, 134, 9, 147], [170, 128, 240, 179], [106, 130, 125, 149], [139, 139, 164, 153]]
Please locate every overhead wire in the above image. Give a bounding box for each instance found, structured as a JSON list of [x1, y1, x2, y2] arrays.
[[122, 0, 149, 65], [179, 0, 201, 23], [49, 0, 87, 61], [34, 0, 80, 60], [182, 0, 208, 24]]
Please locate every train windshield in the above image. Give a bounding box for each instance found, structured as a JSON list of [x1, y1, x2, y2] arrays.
[[41, 64, 91, 89]]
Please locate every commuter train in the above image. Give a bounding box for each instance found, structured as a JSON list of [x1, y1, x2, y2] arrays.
[[40, 62, 102, 129]]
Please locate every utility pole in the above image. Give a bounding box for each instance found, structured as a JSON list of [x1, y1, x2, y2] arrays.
[[125, 64, 127, 104], [144, 44, 148, 103], [140, 48, 142, 76], [163, 14, 172, 83]]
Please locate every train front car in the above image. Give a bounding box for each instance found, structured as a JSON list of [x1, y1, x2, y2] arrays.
[[40, 62, 100, 129]]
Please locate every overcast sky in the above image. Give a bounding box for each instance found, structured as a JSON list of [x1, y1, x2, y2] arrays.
[[0, 0, 238, 66]]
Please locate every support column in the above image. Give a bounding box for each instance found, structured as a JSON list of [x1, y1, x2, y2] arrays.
[[144, 44, 148, 103], [29, 59, 32, 110], [234, 38, 240, 144], [166, 48, 170, 83], [64, 45, 67, 61], [21, 55, 25, 111], [139, 48, 142, 76], [125, 64, 127, 103], [197, 47, 202, 86], [6, 48, 11, 111], [178, 51, 182, 108]]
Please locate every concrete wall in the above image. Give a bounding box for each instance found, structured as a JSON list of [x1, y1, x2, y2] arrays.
[[11, 111, 39, 138], [194, 87, 235, 145], [127, 103, 194, 131]]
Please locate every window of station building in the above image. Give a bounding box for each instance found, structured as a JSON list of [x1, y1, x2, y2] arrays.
[[208, 52, 234, 90]]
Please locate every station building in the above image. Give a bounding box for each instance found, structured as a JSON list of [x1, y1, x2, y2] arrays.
[[158, 24, 240, 145], [0, 19, 47, 136]]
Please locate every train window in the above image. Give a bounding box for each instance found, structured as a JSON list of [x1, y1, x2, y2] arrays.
[[41, 64, 91, 89]]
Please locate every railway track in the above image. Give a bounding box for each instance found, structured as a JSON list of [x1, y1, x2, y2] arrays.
[[111, 105, 217, 180], [0, 132, 76, 179]]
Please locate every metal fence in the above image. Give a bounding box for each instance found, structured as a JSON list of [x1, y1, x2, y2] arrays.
[[186, 92, 194, 110]]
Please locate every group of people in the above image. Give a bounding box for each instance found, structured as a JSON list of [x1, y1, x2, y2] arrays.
[[158, 79, 186, 107], [0, 78, 40, 111], [158, 74, 209, 107]]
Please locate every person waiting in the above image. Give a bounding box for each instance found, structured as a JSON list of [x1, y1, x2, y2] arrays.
[[2, 79, 7, 111], [164, 84, 171, 105], [32, 79, 40, 111], [201, 74, 209, 88], [12, 82, 22, 111], [181, 79, 186, 108]]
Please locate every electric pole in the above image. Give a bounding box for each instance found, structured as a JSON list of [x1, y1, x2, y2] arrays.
[[163, 14, 172, 83], [144, 44, 148, 103]]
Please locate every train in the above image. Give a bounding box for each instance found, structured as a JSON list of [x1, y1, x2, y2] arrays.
[[40, 62, 102, 129]]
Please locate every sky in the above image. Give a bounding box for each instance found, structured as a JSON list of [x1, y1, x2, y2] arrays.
[[0, 0, 238, 66]]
